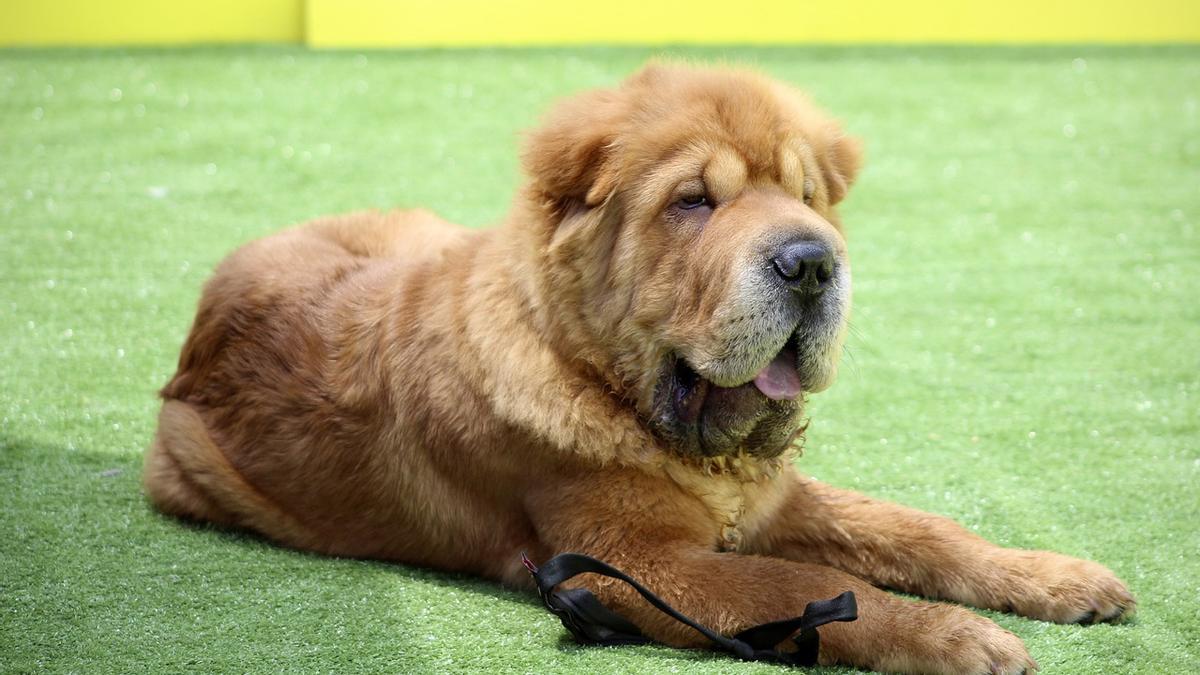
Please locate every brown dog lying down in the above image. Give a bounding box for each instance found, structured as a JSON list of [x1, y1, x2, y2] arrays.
[[145, 63, 1133, 674]]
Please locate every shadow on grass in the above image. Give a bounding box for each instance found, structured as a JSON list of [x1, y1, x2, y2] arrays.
[[158, 511, 764, 667], [148, 491, 779, 669]]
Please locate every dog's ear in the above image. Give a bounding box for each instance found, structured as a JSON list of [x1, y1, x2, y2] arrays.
[[522, 88, 626, 210], [819, 129, 863, 207]]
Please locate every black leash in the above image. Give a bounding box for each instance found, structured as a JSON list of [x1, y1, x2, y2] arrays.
[[523, 552, 857, 666]]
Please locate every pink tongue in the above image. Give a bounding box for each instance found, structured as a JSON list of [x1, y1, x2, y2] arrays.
[[752, 348, 803, 401]]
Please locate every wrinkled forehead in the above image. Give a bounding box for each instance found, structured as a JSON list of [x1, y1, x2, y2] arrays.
[[619, 89, 823, 206], [633, 81, 795, 166]]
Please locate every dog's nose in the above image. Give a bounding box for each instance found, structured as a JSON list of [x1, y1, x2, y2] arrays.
[[771, 239, 834, 294]]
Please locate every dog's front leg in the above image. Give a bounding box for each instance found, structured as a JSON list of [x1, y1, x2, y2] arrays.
[[527, 469, 1036, 675], [748, 470, 1135, 624]]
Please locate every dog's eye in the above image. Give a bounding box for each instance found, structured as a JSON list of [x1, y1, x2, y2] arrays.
[[677, 194, 709, 210], [802, 179, 815, 205]]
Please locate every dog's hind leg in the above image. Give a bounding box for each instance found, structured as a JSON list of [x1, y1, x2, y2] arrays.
[[144, 425, 237, 528], [143, 400, 320, 550]]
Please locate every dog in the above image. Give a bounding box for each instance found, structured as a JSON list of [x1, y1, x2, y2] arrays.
[[145, 63, 1134, 674]]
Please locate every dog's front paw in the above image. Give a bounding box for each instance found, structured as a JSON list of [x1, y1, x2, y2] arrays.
[[995, 550, 1135, 624], [825, 602, 1037, 675], [921, 607, 1038, 675]]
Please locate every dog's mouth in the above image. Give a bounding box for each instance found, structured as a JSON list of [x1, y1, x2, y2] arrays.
[[652, 332, 806, 458], [672, 333, 802, 425]]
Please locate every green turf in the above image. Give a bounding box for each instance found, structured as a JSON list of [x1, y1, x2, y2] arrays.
[[1, 45, 1198, 674]]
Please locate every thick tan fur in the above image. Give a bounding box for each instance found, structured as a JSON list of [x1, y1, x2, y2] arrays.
[[146, 64, 1133, 674]]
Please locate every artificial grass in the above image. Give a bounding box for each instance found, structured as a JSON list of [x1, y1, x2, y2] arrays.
[[1, 45, 1197, 674]]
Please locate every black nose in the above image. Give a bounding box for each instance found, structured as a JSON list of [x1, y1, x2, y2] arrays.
[[771, 239, 835, 293]]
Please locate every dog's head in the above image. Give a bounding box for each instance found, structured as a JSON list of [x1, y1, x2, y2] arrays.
[[521, 63, 861, 459]]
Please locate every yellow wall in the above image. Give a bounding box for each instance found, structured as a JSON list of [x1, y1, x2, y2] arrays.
[[0, 0, 303, 46], [2, 0, 1197, 47], [307, 0, 1200, 47]]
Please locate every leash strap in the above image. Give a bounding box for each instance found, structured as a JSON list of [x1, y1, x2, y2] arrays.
[[523, 552, 857, 666]]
